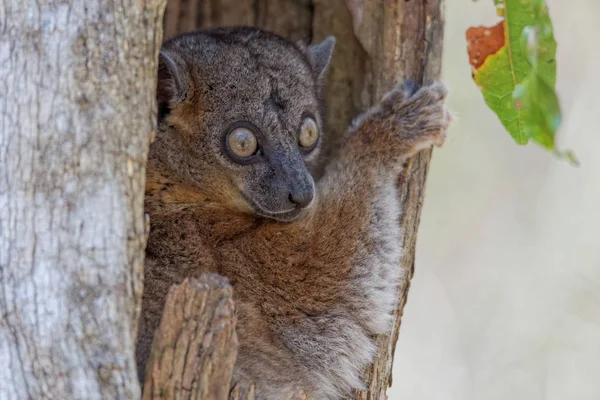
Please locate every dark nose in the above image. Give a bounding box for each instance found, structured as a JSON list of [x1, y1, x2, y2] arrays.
[[288, 189, 314, 209]]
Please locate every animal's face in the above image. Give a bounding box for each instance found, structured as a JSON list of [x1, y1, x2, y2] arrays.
[[155, 28, 335, 222]]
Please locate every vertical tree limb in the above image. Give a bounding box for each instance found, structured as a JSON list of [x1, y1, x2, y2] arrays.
[[0, 0, 166, 398]]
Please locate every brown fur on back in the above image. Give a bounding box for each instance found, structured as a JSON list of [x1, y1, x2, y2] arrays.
[[137, 27, 451, 399]]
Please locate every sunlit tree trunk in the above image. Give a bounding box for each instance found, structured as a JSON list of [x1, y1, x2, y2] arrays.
[[0, 0, 166, 398]]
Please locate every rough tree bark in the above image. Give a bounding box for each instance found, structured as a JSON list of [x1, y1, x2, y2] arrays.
[[142, 275, 238, 400], [0, 0, 166, 398], [155, 0, 445, 398]]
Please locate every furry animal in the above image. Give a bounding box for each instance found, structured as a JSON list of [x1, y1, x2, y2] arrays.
[[137, 26, 451, 399]]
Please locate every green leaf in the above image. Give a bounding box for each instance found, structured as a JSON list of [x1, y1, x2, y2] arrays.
[[466, 0, 578, 165]]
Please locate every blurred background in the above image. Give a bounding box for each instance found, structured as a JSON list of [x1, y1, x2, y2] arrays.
[[389, 0, 600, 398]]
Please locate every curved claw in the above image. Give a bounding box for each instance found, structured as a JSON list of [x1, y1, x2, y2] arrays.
[[401, 80, 420, 97]]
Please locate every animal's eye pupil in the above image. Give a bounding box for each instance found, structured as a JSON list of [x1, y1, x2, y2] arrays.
[[227, 127, 258, 159], [299, 117, 319, 149]]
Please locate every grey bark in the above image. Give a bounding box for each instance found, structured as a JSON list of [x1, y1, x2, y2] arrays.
[[0, 0, 166, 398]]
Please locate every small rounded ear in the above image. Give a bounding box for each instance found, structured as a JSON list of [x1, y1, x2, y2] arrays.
[[157, 49, 188, 123], [306, 36, 336, 79]]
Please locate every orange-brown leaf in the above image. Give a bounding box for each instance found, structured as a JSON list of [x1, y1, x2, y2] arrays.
[[466, 21, 505, 72]]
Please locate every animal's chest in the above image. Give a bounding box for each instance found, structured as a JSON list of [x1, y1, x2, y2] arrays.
[[148, 183, 403, 329], [278, 183, 403, 398], [224, 184, 403, 326]]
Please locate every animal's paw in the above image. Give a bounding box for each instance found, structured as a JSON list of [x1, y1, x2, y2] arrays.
[[378, 80, 452, 149]]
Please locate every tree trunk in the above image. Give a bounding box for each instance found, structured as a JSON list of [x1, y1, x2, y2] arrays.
[[160, 0, 445, 398], [0, 0, 166, 398]]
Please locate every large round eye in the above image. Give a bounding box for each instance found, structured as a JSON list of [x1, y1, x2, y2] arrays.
[[299, 117, 319, 149], [227, 127, 258, 159]]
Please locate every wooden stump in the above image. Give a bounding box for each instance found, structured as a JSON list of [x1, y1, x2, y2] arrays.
[[142, 275, 238, 400]]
